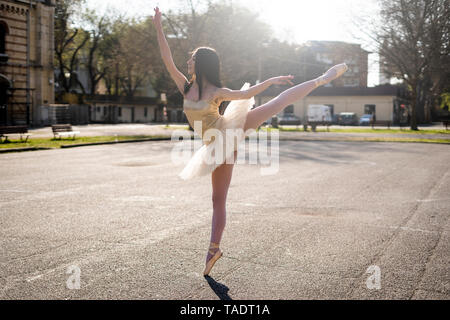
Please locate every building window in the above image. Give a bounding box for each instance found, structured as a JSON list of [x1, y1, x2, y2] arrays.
[[144, 107, 148, 117], [96, 106, 100, 112], [103, 106, 107, 115], [0, 22, 7, 54], [118, 107, 122, 117], [284, 105, 294, 114], [364, 104, 376, 115]]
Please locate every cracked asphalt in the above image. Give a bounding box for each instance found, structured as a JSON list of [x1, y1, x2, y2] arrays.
[[0, 137, 449, 299]]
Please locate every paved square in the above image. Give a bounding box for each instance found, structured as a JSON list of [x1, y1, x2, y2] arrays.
[[0, 140, 449, 299]]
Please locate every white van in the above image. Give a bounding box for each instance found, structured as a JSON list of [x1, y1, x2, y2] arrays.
[[306, 105, 332, 131], [307, 105, 332, 122]]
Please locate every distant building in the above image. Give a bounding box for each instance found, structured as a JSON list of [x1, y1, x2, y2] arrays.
[[86, 95, 159, 124], [306, 40, 370, 88], [257, 84, 410, 125], [85, 94, 187, 124], [0, 0, 55, 126]]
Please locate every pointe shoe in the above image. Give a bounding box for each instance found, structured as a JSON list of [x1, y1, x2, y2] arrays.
[[315, 63, 348, 87], [203, 242, 223, 276]]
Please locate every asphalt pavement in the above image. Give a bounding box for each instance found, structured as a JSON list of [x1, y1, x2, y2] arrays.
[[0, 138, 449, 299]]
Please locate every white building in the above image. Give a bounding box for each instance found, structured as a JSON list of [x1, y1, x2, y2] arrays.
[[257, 84, 409, 124], [86, 95, 160, 124]]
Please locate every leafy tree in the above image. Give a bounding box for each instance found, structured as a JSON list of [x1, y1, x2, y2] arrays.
[[95, 17, 160, 98], [154, 2, 274, 94], [82, 9, 112, 95]]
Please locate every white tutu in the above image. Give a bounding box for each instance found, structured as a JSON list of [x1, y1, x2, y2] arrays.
[[179, 83, 255, 180]]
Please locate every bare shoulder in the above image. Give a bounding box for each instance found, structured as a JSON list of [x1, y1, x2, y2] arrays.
[[212, 86, 250, 102], [211, 87, 229, 104], [213, 87, 235, 101]]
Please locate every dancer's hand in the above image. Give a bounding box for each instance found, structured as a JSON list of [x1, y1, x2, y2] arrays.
[[270, 75, 294, 86], [152, 7, 162, 29]]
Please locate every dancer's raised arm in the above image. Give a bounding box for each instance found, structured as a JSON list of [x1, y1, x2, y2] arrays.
[[153, 7, 188, 94], [215, 75, 294, 101]]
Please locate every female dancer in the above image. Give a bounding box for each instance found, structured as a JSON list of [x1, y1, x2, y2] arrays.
[[152, 7, 347, 276]]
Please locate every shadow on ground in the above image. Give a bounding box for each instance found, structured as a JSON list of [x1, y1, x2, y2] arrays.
[[204, 276, 232, 300]]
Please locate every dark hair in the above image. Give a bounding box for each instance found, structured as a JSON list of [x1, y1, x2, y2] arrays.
[[184, 47, 222, 100]]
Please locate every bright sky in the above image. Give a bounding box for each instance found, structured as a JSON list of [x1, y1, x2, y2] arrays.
[[84, 0, 381, 85]]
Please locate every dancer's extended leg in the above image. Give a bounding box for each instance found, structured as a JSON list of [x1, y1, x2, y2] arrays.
[[244, 63, 348, 131]]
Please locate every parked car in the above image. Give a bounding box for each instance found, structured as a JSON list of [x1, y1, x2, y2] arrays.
[[332, 114, 339, 125], [359, 114, 374, 126], [338, 112, 358, 126], [263, 118, 271, 126], [277, 114, 302, 125]]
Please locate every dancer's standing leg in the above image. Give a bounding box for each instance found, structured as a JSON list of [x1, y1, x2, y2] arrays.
[[207, 150, 238, 263]]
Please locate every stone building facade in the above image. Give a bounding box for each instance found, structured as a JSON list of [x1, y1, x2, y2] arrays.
[[0, 0, 55, 126]]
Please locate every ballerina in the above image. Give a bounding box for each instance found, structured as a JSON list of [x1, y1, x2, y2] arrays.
[[152, 7, 347, 276]]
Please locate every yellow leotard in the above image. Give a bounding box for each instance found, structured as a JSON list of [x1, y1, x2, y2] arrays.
[[178, 83, 254, 180], [182, 97, 223, 145]]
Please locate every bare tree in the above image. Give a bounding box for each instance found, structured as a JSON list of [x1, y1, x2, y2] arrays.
[[83, 10, 111, 95], [367, 0, 449, 130], [54, 0, 90, 94]]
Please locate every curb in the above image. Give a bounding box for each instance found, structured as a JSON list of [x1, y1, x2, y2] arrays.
[[0, 147, 53, 153], [0, 137, 173, 153], [60, 137, 172, 148], [274, 137, 450, 143], [1, 135, 449, 154]]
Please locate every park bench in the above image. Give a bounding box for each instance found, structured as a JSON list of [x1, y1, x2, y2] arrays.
[[0, 125, 31, 142], [371, 120, 391, 129], [52, 124, 80, 140]]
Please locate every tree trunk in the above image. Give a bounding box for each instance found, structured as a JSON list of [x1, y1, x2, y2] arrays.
[[410, 86, 419, 130], [114, 63, 119, 96], [57, 53, 69, 92]]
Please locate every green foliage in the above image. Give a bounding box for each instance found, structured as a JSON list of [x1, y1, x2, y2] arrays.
[[55, 1, 340, 101], [0, 135, 173, 149], [440, 92, 450, 110]]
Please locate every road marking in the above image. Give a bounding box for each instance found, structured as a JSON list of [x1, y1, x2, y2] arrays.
[[243, 203, 257, 207], [416, 198, 450, 202], [389, 226, 438, 235], [329, 160, 377, 166], [26, 268, 58, 282]]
